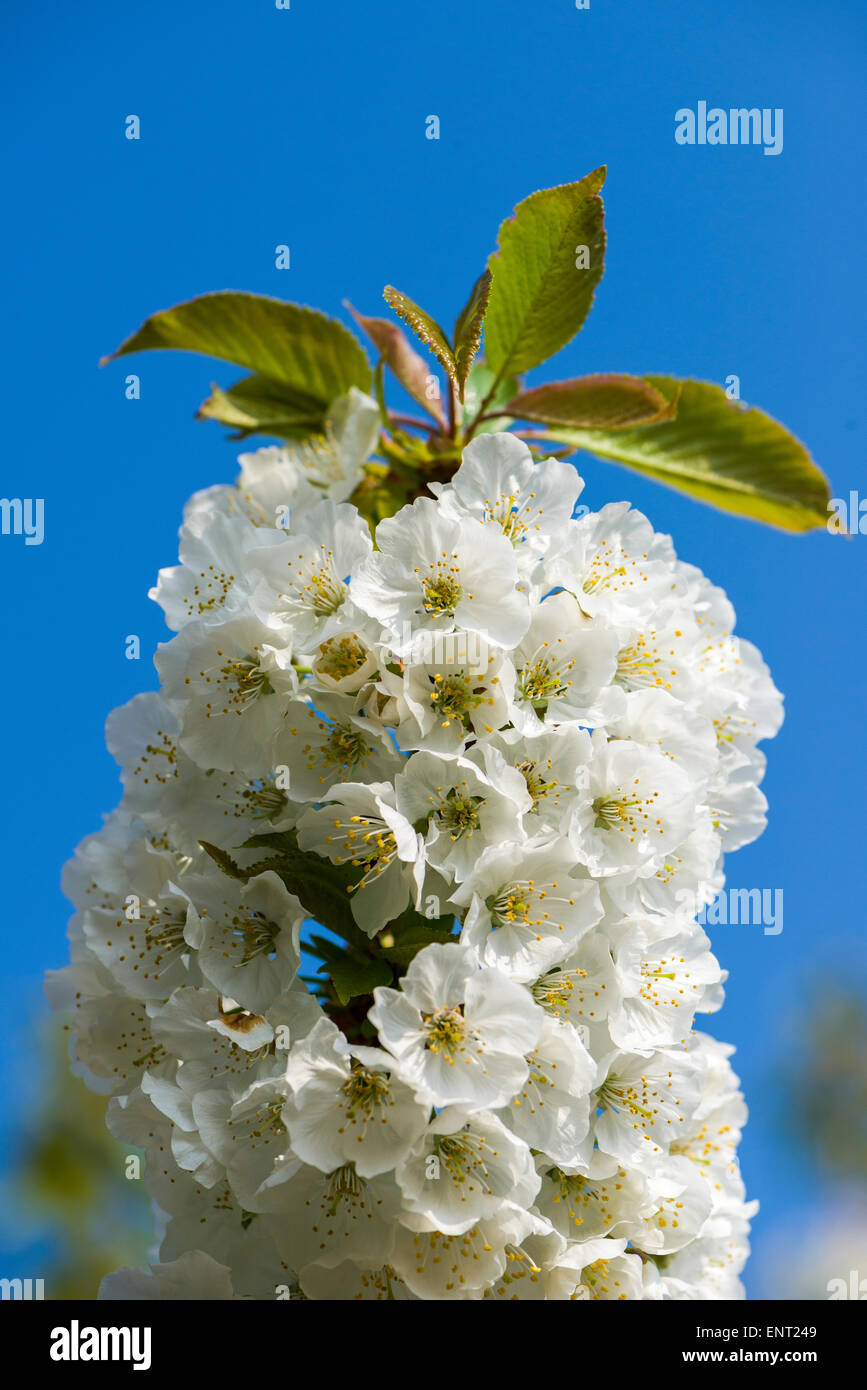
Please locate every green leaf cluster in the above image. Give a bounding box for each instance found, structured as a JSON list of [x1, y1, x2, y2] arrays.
[[102, 171, 830, 532]]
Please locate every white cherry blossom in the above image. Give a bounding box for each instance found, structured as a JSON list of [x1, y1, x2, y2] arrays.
[[282, 1016, 428, 1177], [352, 496, 530, 652], [370, 943, 544, 1109], [453, 840, 602, 982]]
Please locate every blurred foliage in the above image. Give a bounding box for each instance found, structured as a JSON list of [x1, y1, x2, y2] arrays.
[[7, 1016, 152, 1299], [782, 977, 867, 1186]]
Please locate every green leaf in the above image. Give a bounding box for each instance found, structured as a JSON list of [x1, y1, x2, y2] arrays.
[[508, 374, 677, 430], [200, 839, 313, 889], [344, 300, 446, 427], [239, 831, 304, 851], [196, 374, 327, 440], [544, 378, 831, 532], [383, 286, 458, 388], [350, 462, 416, 530], [199, 841, 249, 881], [237, 828, 367, 946], [101, 291, 372, 405], [461, 361, 521, 435], [484, 170, 606, 380], [453, 270, 493, 399], [307, 936, 393, 1005], [380, 908, 457, 970]]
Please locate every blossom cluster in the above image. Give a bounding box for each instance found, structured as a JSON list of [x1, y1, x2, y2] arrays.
[[51, 388, 782, 1300]]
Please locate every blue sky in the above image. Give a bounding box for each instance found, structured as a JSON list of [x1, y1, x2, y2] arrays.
[[1, 0, 865, 1294]]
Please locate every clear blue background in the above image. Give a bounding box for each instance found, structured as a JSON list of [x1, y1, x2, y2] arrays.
[[1, 0, 865, 1296]]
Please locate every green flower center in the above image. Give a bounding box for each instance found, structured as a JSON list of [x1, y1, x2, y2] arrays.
[[422, 573, 463, 617], [306, 565, 346, 616], [218, 653, 274, 710], [241, 778, 289, 819], [316, 633, 369, 680], [248, 1099, 287, 1142], [531, 967, 588, 1015], [615, 638, 662, 689], [323, 1164, 364, 1217], [428, 672, 487, 727], [483, 490, 533, 544], [326, 815, 399, 890], [233, 909, 281, 964], [341, 1065, 390, 1117], [140, 909, 187, 970], [516, 758, 561, 812], [582, 551, 628, 594], [435, 787, 485, 841], [517, 656, 572, 710], [596, 1076, 653, 1120], [423, 1006, 466, 1055], [322, 723, 372, 773], [592, 793, 642, 832], [433, 1132, 492, 1188], [485, 880, 536, 929]]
